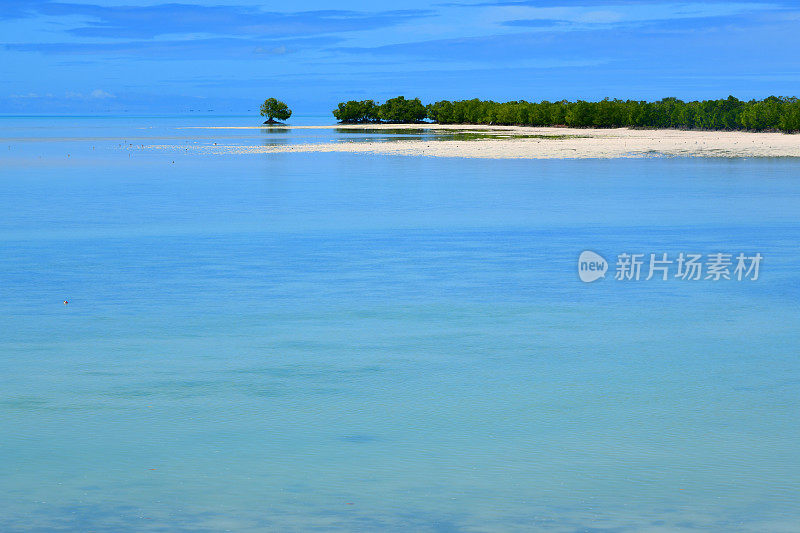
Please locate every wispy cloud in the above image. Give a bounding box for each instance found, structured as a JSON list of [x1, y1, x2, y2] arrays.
[[448, 0, 782, 7], [9, 89, 113, 100], [336, 9, 799, 71], [502, 19, 566, 27], [4, 36, 342, 59], [3, 2, 431, 39], [9, 91, 53, 99], [88, 89, 114, 99]]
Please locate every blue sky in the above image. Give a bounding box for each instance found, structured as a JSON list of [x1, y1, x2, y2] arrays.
[[1, 0, 799, 114]]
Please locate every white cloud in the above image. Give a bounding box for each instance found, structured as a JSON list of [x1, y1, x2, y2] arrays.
[[90, 89, 114, 99], [253, 45, 288, 55], [9, 92, 48, 99], [62, 89, 116, 99]]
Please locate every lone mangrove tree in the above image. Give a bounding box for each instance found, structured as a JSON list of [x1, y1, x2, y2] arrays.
[[260, 98, 292, 124]]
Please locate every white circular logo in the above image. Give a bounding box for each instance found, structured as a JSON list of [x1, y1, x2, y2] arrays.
[[578, 251, 607, 283]]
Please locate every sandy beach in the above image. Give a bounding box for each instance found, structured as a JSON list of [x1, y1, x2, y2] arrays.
[[171, 124, 800, 159]]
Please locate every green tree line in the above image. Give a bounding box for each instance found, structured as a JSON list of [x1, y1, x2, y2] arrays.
[[333, 96, 426, 123], [333, 96, 800, 132]]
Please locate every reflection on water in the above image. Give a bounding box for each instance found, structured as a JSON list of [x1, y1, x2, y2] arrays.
[[331, 127, 584, 143], [335, 127, 435, 135]]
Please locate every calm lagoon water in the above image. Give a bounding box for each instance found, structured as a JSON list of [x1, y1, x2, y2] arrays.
[[1, 117, 799, 531]]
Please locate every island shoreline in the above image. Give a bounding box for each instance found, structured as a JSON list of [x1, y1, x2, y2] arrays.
[[168, 125, 800, 159]]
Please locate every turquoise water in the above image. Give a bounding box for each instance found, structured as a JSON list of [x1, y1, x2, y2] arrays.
[[1, 118, 799, 532]]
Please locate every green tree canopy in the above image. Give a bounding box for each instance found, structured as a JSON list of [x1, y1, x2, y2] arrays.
[[260, 98, 292, 123], [332, 100, 380, 123], [378, 96, 427, 123], [332, 96, 800, 132]]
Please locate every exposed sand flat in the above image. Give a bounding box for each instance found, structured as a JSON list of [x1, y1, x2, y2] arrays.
[[167, 125, 800, 159]]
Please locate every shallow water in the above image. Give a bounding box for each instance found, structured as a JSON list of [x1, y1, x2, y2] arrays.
[[1, 117, 799, 531]]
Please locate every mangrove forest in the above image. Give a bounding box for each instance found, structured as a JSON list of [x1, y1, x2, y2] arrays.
[[332, 96, 800, 132]]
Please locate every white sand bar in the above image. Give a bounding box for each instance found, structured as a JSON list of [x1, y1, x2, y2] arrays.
[[171, 125, 800, 159]]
